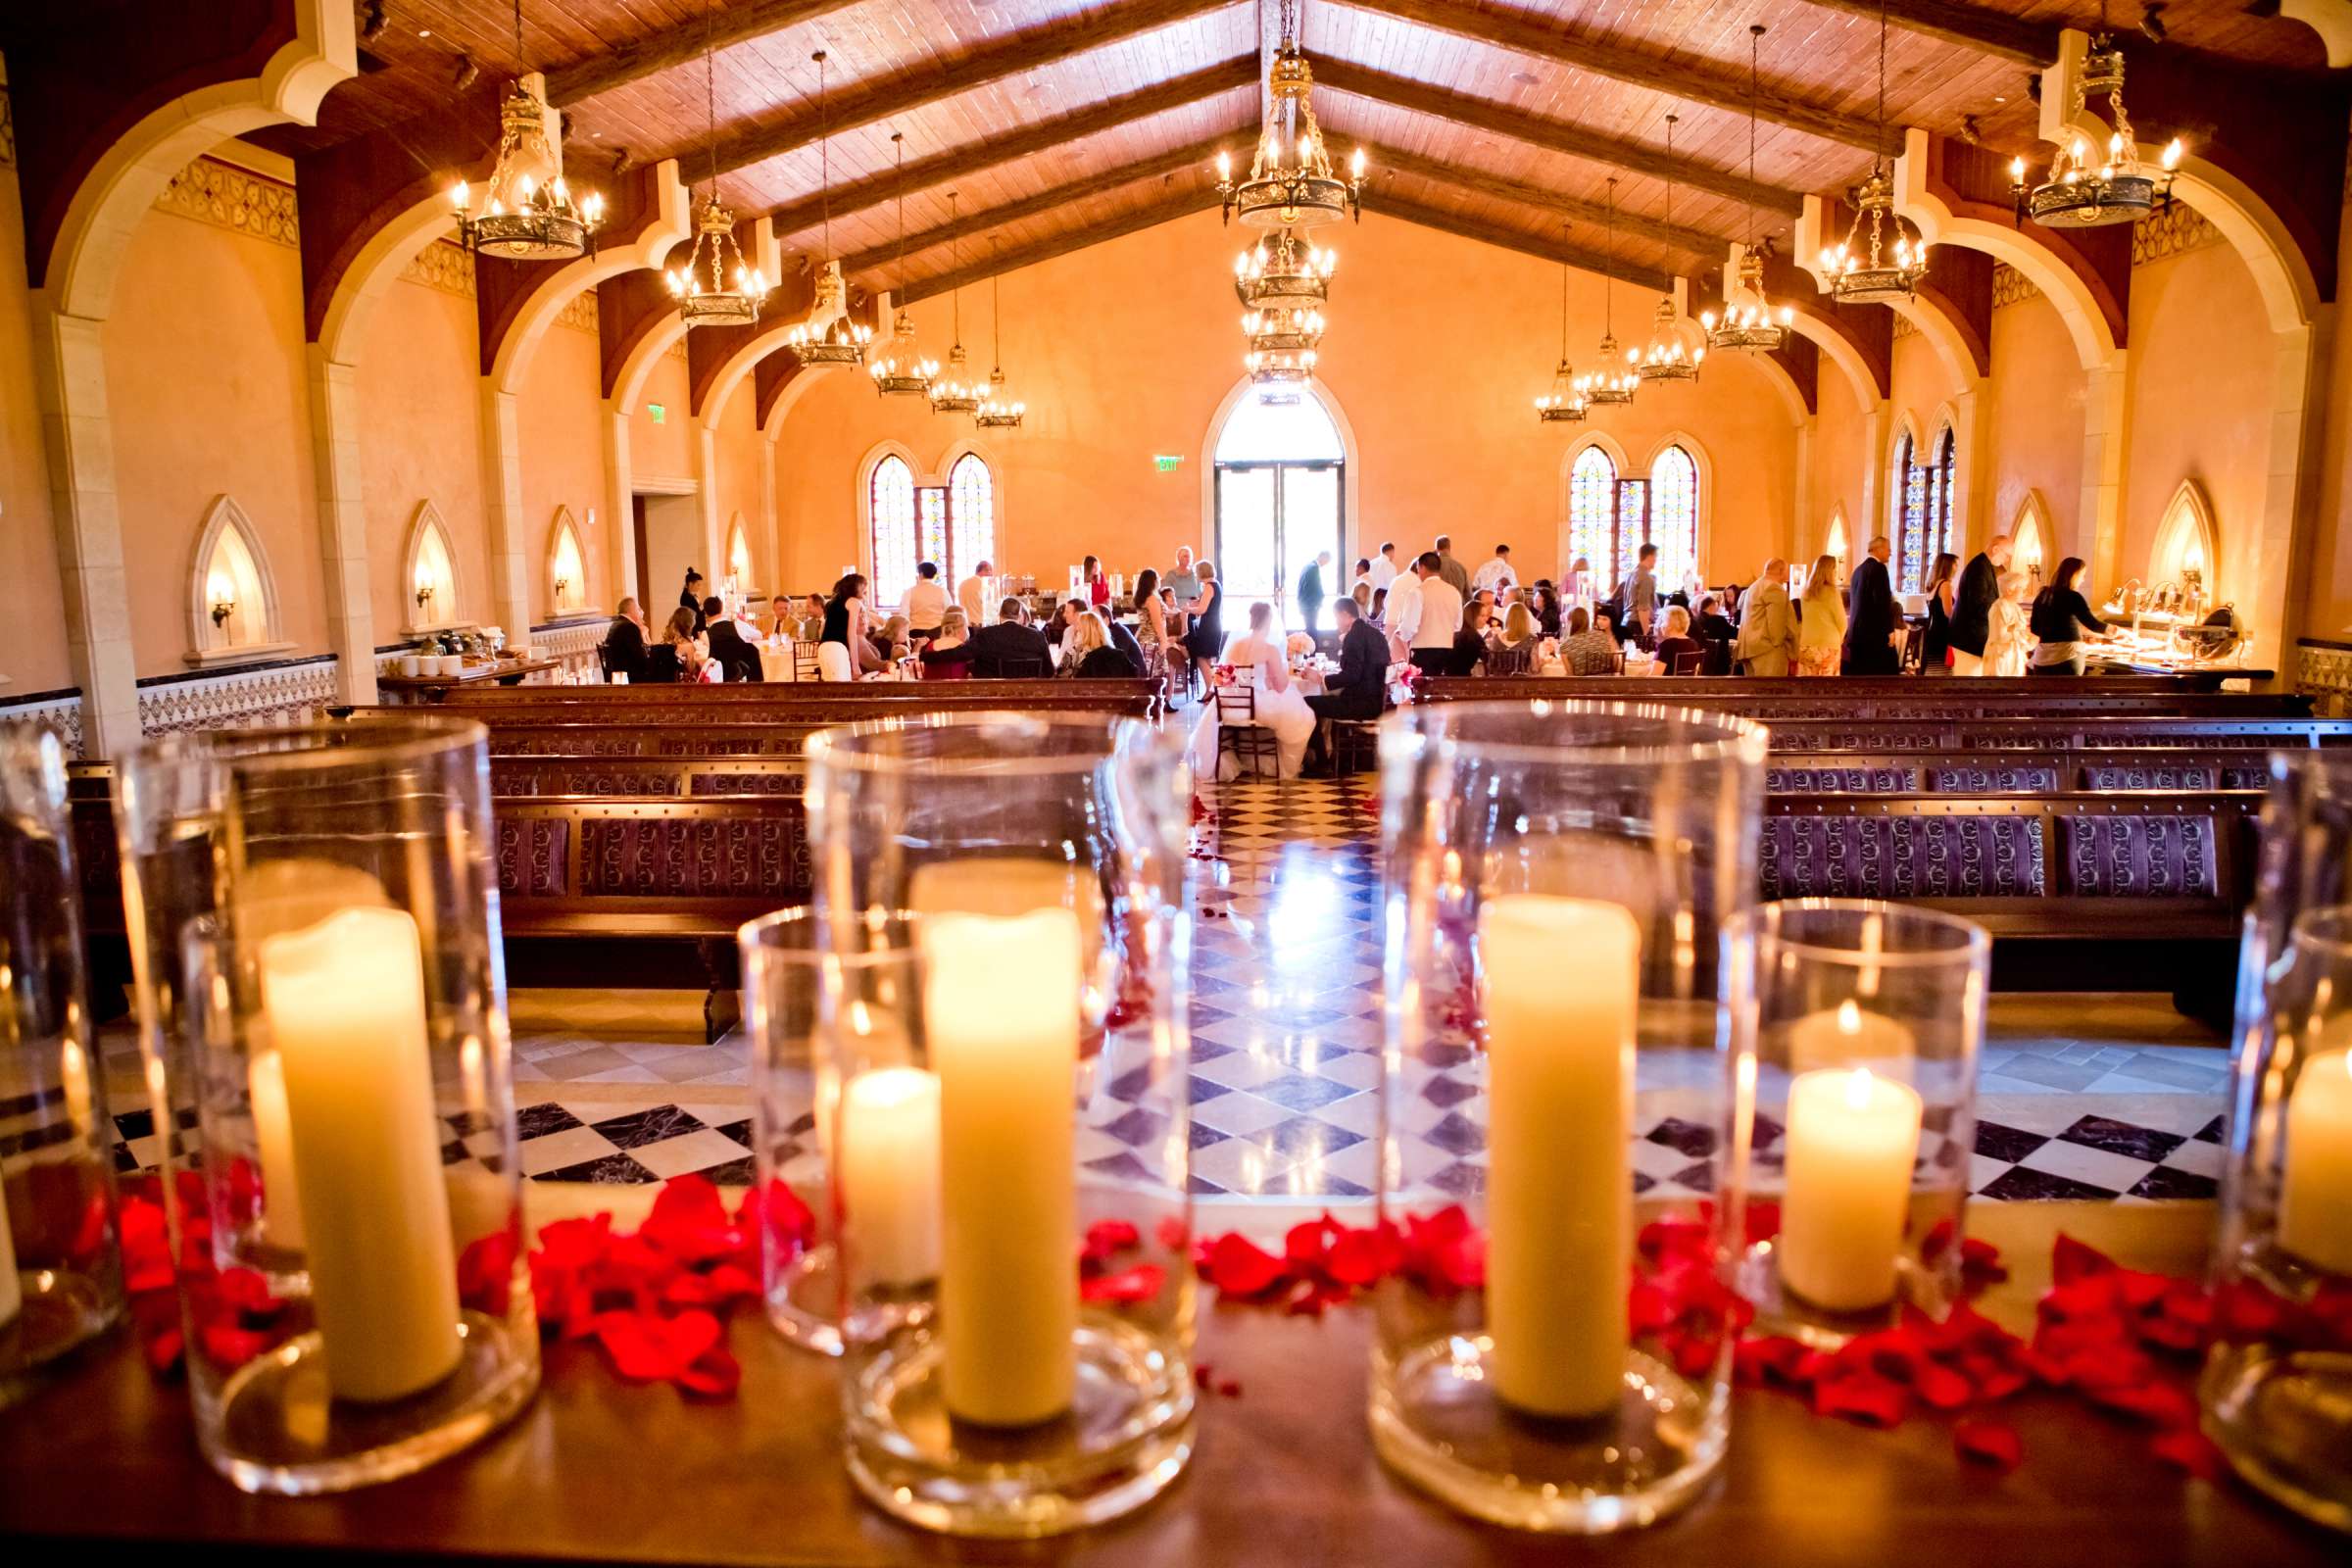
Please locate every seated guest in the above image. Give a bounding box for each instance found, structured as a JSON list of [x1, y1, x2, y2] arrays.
[[2029, 556, 2107, 676], [601, 596, 650, 682], [920, 608, 976, 677], [1451, 600, 1494, 675], [1048, 599, 1086, 671], [1527, 582, 1562, 640], [903, 561, 950, 638], [1483, 602, 1544, 676], [1690, 593, 1738, 674], [970, 595, 1056, 677], [1653, 606, 1707, 674], [801, 592, 828, 641], [872, 612, 913, 665], [1304, 597, 1389, 769], [703, 596, 762, 682], [1560, 606, 1617, 674], [1104, 611, 1147, 675], [766, 594, 794, 641], [1368, 585, 1388, 626], [1065, 611, 1134, 678], [645, 606, 705, 684]]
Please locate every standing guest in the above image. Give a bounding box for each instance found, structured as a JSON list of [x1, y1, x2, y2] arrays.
[[1616, 543, 1660, 644], [678, 568, 707, 633], [1560, 607, 1617, 674], [920, 609, 976, 678], [1383, 562, 1422, 663], [1183, 560, 1226, 688], [2029, 557, 2107, 676], [956, 558, 996, 628], [1841, 535, 1902, 674], [1561, 555, 1594, 610], [1984, 569, 2034, 677], [1654, 606, 1708, 675], [601, 597, 651, 682], [1395, 550, 1463, 679], [1133, 567, 1168, 667], [1065, 612, 1133, 679], [1472, 543, 1517, 597], [1164, 546, 1200, 609], [1303, 596, 1389, 769], [1351, 580, 1373, 617], [1483, 602, 1544, 675], [903, 561, 950, 638], [1349, 557, 1374, 599], [1434, 535, 1472, 598], [1794, 554, 1846, 676], [820, 572, 887, 679], [704, 596, 763, 682], [1082, 554, 1111, 610], [1735, 558, 1797, 675], [1946, 533, 2012, 676], [969, 596, 1056, 677], [1919, 551, 1961, 672], [1369, 585, 1389, 626], [1298, 550, 1331, 632], [1367, 541, 1400, 593]]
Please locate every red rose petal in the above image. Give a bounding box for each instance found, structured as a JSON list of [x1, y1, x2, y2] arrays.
[[1325, 1219, 1403, 1287], [1081, 1218, 1142, 1268], [1813, 1370, 1911, 1428], [1954, 1417, 2023, 1473], [1154, 1215, 1191, 1253], [2149, 1426, 2226, 1480], [1203, 1232, 1289, 1298], [1081, 1264, 1166, 1305], [2052, 1233, 2117, 1285]]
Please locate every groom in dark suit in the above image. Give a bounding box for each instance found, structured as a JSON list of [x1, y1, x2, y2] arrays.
[[1841, 535, 1901, 675], [1304, 597, 1388, 771], [702, 597, 763, 682]]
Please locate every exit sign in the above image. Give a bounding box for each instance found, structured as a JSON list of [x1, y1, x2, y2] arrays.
[[1153, 454, 1183, 472], [648, 403, 666, 424]]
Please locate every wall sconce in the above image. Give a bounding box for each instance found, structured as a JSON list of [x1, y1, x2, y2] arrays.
[[208, 573, 236, 629], [416, 579, 436, 611], [554, 575, 570, 601]]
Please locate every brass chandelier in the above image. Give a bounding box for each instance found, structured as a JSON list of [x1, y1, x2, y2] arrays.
[[1637, 117, 1702, 383], [1241, 306, 1325, 384], [665, 1, 769, 328], [1703, 26, 1791, 353], [2010, 12, 2181, 229], [449, 0, 605, 261], [784, 51, 872, 368], [1579, 177, 1638, 409], [1235, 229, 1337, 312], [926, 193, 988, 414], [1534, 230, 1587, 423], [869, 134, 938, 397], [1819, 3, 1931, 303], [974, 262, 1025, 429], [1217, 0, 1365, 230]]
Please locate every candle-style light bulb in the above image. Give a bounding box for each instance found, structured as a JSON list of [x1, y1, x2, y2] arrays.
[[449, 179, 469, 213]]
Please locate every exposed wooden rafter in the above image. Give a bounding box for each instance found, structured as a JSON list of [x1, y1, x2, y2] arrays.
[[1315, 60, 1803, 216], [1793, 0, 2058, 69], [545, 1, 865, 108], [763, 57, 1256, 241], [1365, 143, 1724, 259], [1371, 195, 1675, 293], [896, 188, 1222, 306], [1332, 0, 1883, 149]]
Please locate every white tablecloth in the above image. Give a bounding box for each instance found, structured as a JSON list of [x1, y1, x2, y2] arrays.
[[758, 641, 801, 682]]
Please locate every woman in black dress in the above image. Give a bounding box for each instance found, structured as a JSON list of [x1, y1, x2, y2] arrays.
[[1920, 552, 1959, 672], [821, 572, 886, 677], [1183, 561, 1225, 689], [679, 568, 707, 635], [2028, 557, 2107, 676]]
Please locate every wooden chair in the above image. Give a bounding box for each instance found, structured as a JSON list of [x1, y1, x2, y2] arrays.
[[1215, 683, 1279, 780], [791, 644, 822, 682], [1671, 650, 1706, 676]]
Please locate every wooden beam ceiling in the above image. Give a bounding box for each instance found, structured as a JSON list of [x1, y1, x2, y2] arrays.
[[762, 56, 1256, 240], [706, 0, 1233, 179], [1333, 0, 1884, 149], [837, 138, 1224, 278], [1364, 143, 1725, 259], [1315, 60, 1803, 216], [1372, 195, 1675, 293], [1793, 0, 2059, 69], [545, 1, 864, 108], [896, 188, 1222, 307]]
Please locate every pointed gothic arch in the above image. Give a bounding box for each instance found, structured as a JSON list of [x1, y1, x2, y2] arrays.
[[403, 500, 466, 634], [186, 495, 289, 664], [547, 507, 589, 616], [2010, 492, 2054, 587], [725, 511, 756, 592], [2149, 480, 2219, 593]]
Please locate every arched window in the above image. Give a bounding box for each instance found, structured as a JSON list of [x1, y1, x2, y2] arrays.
[[1566, 445, 1617, 587], [867, 454, 918, 609], [2150, 480, 2217, 597], [188, 495, 286, 663], [1892, 427, 1955, 596], [726, 514, 754, 592], [548, 509, 587, 615], [405, 500, 463, 633], [1646, 445, 1699, 591], [949, 453, 996, 580]]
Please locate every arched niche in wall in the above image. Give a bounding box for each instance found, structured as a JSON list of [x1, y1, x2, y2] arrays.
[[2148, 480, 2218, 597], [547, 508, 589, 617], [186, 494, 289, 665], [404, 500, 466, 634], [1823, 507, 1849, 572], [2010, 492, 2053, 587], [726, 512, 755, 594]]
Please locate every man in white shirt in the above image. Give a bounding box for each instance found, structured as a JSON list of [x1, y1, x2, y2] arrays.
[[956, 559, 996, 627], [1366, 541, 1399, 593], [1471, 544, 1516, 597], [1394, 551, 1462, 678], [903, 561, 950, 637]]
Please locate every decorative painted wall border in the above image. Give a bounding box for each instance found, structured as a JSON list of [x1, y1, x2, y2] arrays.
[[556, 288, 599, 334], [533, 618, 607, 681], [153, 154, 298, 248], [135, 656, 341, 737], [1889, 313, 1917, 341], [1990, 263, 2040, 311], [2132, 203, 2224, 268], [0, 689, 85, 759], [402, 238, 474, 298], [0, 78, 15, 169], [2296, 640, 2352, 718]]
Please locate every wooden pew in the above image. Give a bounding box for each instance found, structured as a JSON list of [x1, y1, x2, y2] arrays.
[[1765, 752, 2279, 794], [1416, 675, 2301, 716], [1760, 717, 2352, 752], [436, 678, 1155, 710]]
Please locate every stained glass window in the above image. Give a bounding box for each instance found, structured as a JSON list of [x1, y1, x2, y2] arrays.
[[948, 452, 996, 581], [1615, 478, 1648, 591], [868, 454, 918, 609], [1928, 425, 1956, 574], [916, 487, 949, 583], [1566, 445, 1617, 588], [1894, 432, 1927, 594], [1647, 445, 1698, 591]]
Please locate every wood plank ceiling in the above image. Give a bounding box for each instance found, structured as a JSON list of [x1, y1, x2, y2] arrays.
[[258, 0, 2333, 299]]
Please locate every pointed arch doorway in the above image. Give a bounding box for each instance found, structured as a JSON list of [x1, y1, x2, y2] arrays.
[[1208, 381, 1348, 630]]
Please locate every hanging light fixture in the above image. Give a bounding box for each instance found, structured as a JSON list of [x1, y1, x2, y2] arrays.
[[1242, 306, 1325, 384], [1704, 26, 1792, 353], [784, 50, 873, 367], [1819, 4, 1932, 303], [1235, 229, 1337, 312], [1579, 176, 1639, 409], [2009, 4, 2181, 228], [926, 193, 988, 414], [664, 1, 769, 327], [1535, 227, 1587, 423], [868, 133, 938, 397], [1216, 0, 1365, 230], [1637, 117, 1702, 383], [974, 254, 1026, 428], [449, 0, 605, 260]]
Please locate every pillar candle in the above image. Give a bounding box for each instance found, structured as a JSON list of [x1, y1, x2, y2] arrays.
[[259, 905, 462, 1402], [1480, 894, 1638, 1419], [60, 1037, 92, 1137], [0, 1182, 21, 1326], [1780, 1067, 1925, 1312], [1784, 998, 1915, 1077], [2280, 1047, 2352, 1276], [839, 1066, 943, 1287], [924, 906, 1081, 1427], [248, 1050, 305, 1250]]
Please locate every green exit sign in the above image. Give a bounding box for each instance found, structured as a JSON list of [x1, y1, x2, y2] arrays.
[[1153, 454, 1183, 472], [648, 403, 666, 424]]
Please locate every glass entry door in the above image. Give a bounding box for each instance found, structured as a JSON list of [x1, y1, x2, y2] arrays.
[[1214, 459, 1343, 633]]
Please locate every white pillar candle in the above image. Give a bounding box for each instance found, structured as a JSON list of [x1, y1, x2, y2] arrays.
[[2280, 1047, 2352, 1276], [248, 1050, 305, 1250], [259, 906, 462, 1402], [60, 1036, 93, 1137], [1784, 998, 1916, 1077], [1780, 1067, 1925, 1312], [1480, 894, 1638, 1420], [0, 1182, 21, 1326], [839, 1066, 943, 1287], [924, 906, 1081, 1427]]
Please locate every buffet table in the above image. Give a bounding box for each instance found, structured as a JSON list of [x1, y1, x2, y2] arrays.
[[378, 657, 560, 702], [0, 1194, 2339, 1566]]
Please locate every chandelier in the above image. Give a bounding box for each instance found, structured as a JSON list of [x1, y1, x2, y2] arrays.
[[1242, 306, 1324, 383], [1704, 27, 1789, 354], [2010, 21, 2181, 228], [665, 3, 768, 327], [448, 0, 604, 261], [1235, 229, 1337, 311], [784, 51, 871, 367], [926, 193, 988, 413], [869, 134, 937, 397], [974, 263, 1025, 428], [1637, 118, 1702, 383], [1534, 234, 1586, 423], [1216, 0, 1365, 229], [1819, 5, 1930, 303], [1579, 179, 1638, 408]]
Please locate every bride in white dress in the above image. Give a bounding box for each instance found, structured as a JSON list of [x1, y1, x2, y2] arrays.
[[1188, 601, 1318, 780]]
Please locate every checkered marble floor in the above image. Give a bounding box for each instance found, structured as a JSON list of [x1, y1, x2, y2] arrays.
[[72, 780, 2234, 1205]]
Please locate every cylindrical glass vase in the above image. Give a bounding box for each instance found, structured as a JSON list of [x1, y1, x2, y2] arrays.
[[2207, 753, 2352, 1531], [1374, 701, 1765, 1534], [0, 724, 123, 1402], [1727, 900, 1989, 1344], [805, 712, 1193, 1538], [114, 718, 538, 1494]]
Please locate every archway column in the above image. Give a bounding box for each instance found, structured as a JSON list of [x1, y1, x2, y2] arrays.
[[696, 422, 723, 586], [2078, 353, 2131, 590], [1788, 416, 1817, 568], [762, 422, 782, 593], [604, 401, 638, 604], [306, 349, 378, 702], [2246, 320, 2327, 676], [30, 307, 140, 755], [478, 382, 535, 643], [1857, 400, 1892, 550], [1950, 378, 1992, 554]]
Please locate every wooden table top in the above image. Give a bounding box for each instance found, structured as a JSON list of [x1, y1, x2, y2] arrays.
[[377, 657, 561, 692], [2, 1196, 2340, 1566]]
